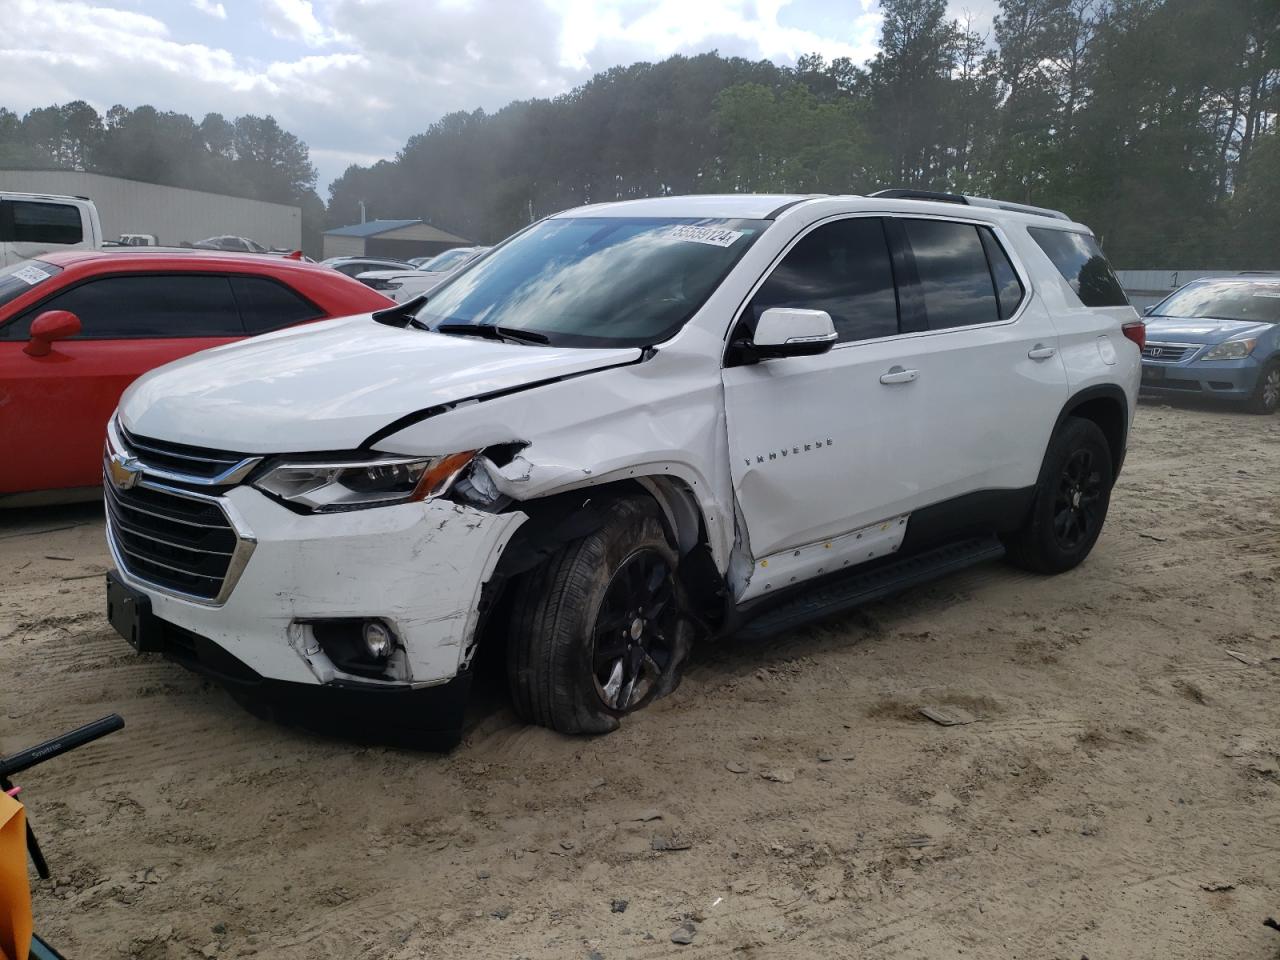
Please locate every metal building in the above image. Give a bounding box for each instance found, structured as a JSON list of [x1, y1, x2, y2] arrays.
[[0, 169, 301, 249], [323, 219, 472, 261]]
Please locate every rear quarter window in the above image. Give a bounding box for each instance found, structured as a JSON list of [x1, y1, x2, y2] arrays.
[[1028, 227, 1128, 307], [230, 275, 324, 333]]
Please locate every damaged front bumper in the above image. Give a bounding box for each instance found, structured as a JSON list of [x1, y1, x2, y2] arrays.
[[107, 484, 526, 743]]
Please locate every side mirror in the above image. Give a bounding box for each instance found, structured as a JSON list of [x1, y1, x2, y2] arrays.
[[734, 308, 837, 363], [24, 310, 82, 357]]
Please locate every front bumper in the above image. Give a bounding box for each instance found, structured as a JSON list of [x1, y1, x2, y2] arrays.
[[108, 483, 526, 689], [1140, 356, 1263, 400], [107, 569, 473, 748]]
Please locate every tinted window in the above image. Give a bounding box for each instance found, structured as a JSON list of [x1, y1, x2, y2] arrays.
[[3, 274, 242, 340], [8, 200, 83, 244], [979, 228, 1025, 319], [902, 219, 999, 329], [1028, 227, 1128, 307], [750, 217, 898, 343], [416, 216, 767, 348], [231, 275, 323, 333]]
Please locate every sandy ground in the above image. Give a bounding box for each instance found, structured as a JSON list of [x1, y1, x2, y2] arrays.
[[2, 399, 1278, 960]]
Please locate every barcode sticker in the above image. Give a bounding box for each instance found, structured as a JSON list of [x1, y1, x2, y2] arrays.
[[667, 225, 744, 247]]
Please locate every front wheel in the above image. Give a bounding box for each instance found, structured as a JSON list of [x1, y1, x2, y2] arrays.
[[506, 497, 691, 735], [1003, 417, 1114, 574], [1246, 360, 1280, 415]]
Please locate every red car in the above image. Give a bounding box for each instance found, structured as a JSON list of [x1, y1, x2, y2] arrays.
[[0, 250, 393, 503]]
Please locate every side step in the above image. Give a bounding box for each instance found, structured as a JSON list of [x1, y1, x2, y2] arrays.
[[734, 536, 1006, 643]]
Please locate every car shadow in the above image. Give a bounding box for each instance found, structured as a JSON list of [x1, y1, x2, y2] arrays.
[[1138, 393, 1256, 417], [0, 499, 103, 536]]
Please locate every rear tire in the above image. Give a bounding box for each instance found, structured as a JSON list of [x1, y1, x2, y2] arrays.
[[1246, 360, 1280, 415], [1004, 417, 1114, 574], [506, 497, 691, 735]]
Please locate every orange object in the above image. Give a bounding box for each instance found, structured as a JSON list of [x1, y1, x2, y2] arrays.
[[0, 791, 31, 960]]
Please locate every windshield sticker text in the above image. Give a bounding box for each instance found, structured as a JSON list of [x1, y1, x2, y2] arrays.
[[668, 225, 744, 247], [13, 265, 50, 285]]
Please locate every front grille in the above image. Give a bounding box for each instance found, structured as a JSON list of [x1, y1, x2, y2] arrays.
[[119, 425, 251, 481], [1142, 342, 1198, 362], [105, 478, 238, 601]]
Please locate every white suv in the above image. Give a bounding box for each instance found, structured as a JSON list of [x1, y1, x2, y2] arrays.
[[103, 191, 1143, 747]]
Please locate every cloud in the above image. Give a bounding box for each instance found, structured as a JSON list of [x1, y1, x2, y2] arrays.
[[0, 0, 888, 192], [260, 0, 335, 46], [191, 0, 227, 19]]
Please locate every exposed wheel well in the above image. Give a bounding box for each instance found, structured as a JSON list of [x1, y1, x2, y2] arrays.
[[1061, 391, 1128, 477], [469, 477, 723, 673]]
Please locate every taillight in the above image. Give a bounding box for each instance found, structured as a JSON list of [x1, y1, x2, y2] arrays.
[[1122, 321, 1146, 351]]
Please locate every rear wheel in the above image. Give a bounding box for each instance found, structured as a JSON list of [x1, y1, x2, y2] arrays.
[[1246, 360, 1280, 415], [506, 497, 691, 734], [1004, 417, 1114, 574]]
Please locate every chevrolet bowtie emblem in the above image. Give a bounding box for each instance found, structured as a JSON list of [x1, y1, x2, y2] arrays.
[[108, 453, 143, 491]]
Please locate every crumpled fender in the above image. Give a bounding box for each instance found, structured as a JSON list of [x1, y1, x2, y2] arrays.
[[370, 328, 738, 569]]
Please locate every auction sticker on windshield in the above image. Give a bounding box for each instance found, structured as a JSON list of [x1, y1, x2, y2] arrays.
[[12, 265, 52, 285], [668, 225, 744, 247]]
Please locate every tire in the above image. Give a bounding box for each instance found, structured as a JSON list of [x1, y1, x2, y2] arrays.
[[506, 497, 692, 735], [1246, 360, 1280, 415], [1003, 417, 1114, 575]]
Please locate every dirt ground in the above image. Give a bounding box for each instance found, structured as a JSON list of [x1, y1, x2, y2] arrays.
[[2, 399, 1278, 960]]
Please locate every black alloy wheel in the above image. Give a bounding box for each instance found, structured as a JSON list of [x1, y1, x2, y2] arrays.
[[590, 548, 678, 712], [1052, 448, 1106, 551]]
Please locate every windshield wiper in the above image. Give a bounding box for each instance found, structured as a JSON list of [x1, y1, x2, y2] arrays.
[[435, 322, 550, 345]]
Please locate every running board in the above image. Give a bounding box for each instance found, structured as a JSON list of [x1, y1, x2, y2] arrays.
[[734, 536, 1005, 642]]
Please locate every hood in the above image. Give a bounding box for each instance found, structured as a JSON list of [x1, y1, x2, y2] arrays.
[[118, 314, 640, 452], [1143, 315, 1273, 344]]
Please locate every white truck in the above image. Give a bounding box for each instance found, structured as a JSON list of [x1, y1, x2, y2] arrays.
[[0, 192, 102, 265], [103, 190, 1143, 748]]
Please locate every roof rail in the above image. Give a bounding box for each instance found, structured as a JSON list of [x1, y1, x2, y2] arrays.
[[868, 188, 967, 205], [869, 188, 1071, 222]]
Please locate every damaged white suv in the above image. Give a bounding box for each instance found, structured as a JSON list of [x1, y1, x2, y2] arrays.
[[105, 191, 1143, 747]]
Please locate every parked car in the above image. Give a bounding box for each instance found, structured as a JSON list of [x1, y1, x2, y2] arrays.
[[356, 246, 490, 301], [118, 233, 159, 247], [192, 235, 269, 253], [104, 191, 1140, 747], [1, 192, 102, 265], [1140, 275, 1280, 413], [320, 256, 416, 278], [0, 250, 393, 503]]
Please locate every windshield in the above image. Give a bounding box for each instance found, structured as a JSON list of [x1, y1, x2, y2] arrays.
[[415, 217, 768, 347], [1154, 279, 1280, 324], [0, 259, 63, 311], [422, 248, 473, 272]]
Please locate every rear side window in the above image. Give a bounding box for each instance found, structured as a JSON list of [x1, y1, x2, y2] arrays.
[[979, 228, 1025, 319], [3, 274, 243, 340], [902, 219, 999, 329], [230, 275, 323, 333], [6, 200, 84, 244], [750, 217, 899, 343], [1028, 227, 1128, 307]]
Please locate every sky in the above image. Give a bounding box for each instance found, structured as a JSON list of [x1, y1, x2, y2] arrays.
[[1, 0, 1000, 194]]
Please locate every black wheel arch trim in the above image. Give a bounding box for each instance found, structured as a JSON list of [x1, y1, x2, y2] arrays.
[[1052, 384, 1130, 479]]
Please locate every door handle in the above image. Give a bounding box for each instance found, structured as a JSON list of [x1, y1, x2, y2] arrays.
[[879, 366, 919, 385], [1028, 344, 1056, 360]]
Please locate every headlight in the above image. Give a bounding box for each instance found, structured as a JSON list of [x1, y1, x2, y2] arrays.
[[254, 452, 475, 512], [1202, 338, 1256, 360]]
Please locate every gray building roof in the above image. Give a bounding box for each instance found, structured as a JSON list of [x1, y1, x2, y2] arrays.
[[324, 219, 422, 238]]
